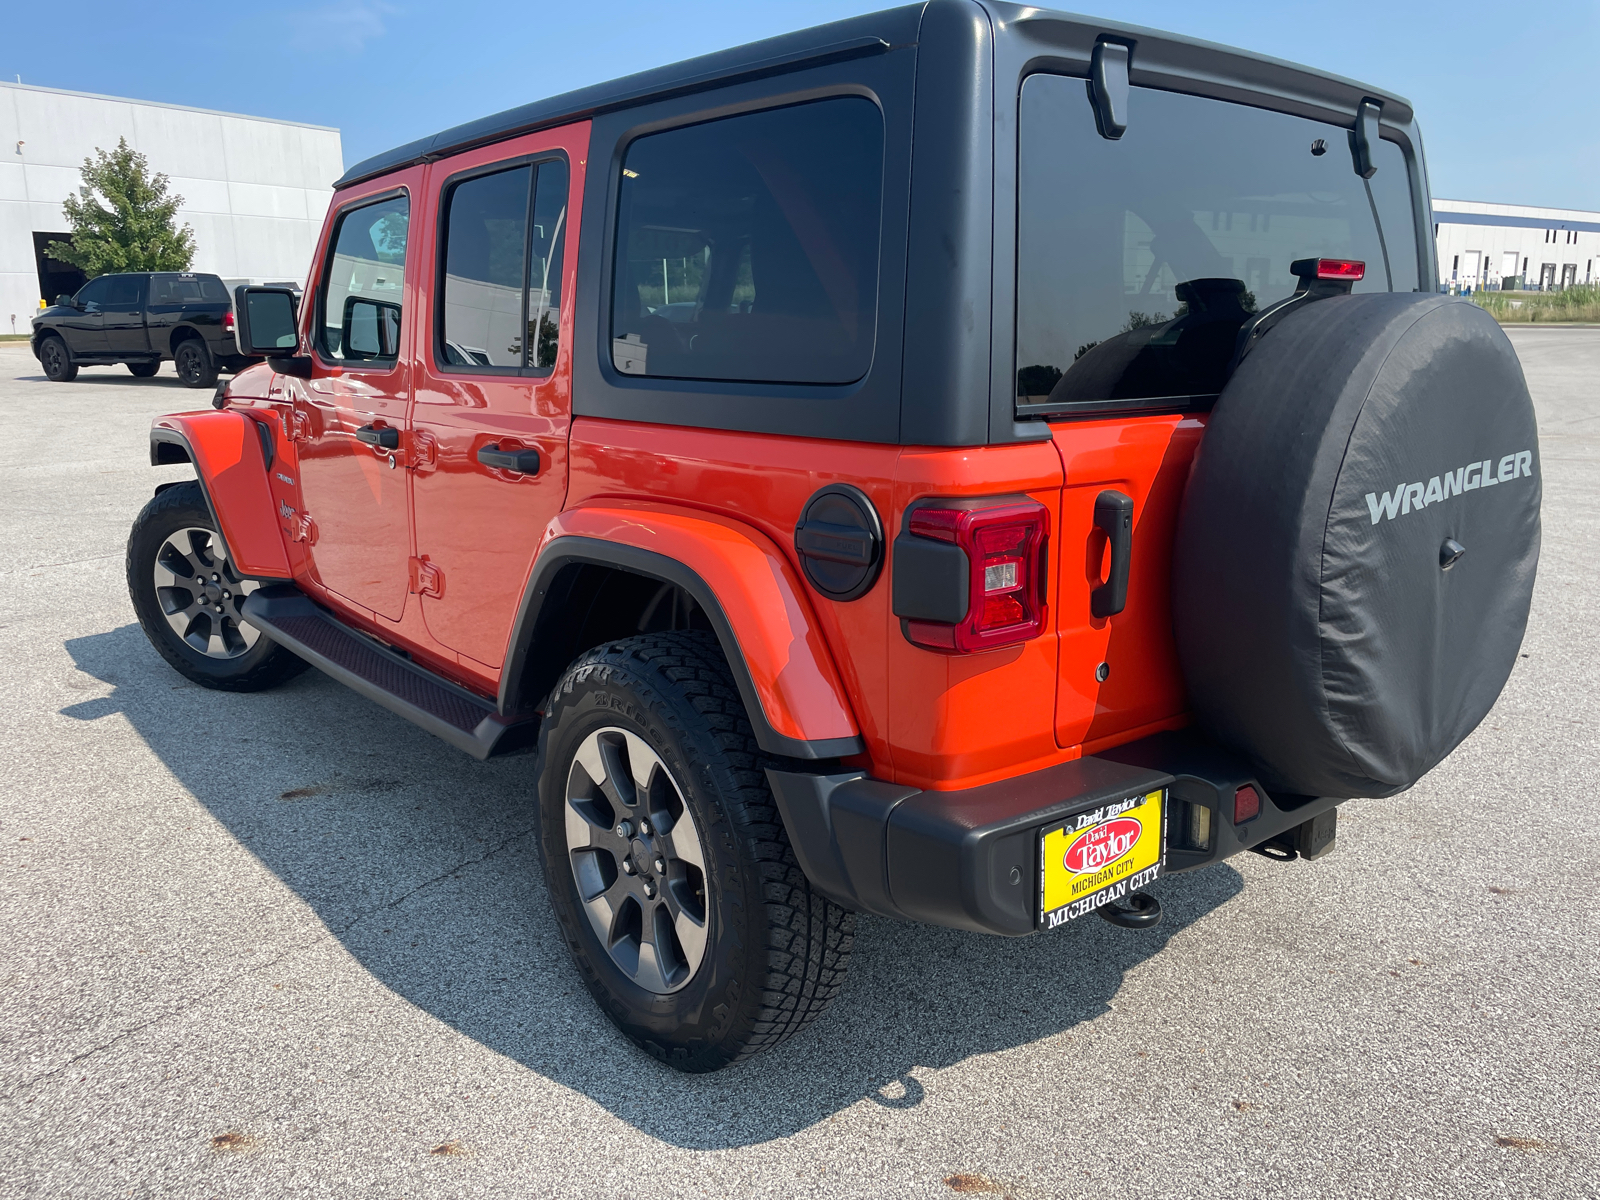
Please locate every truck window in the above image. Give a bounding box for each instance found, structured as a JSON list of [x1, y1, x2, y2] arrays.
[[150, 275, 227, 304], [103, 275, 144, 306], [318, 194, 409, 363], [437, 159, 568, 372], [610, 96, 883, 386], [1015, 78, 1420, 412]]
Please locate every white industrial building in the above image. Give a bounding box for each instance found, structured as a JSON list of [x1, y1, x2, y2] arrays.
[[1434, 198, 1598, 292], [1, 81, 341, 333]]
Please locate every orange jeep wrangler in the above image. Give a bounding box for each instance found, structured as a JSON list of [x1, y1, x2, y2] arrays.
[[125, 2, 1541, 1071]]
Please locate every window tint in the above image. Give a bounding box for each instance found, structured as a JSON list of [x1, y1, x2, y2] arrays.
[[441, 166, 530, 369], [150, 274, 227, 305], [437, 160, 568, 371], [610, 97, 884, 385], [1016, 79, 1421, 411], [102, 275, 144, 306], [73, 277, 111, 308], [319, 194, 409, 362]]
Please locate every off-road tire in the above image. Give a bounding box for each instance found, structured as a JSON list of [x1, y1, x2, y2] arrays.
[[126, 481, 308, 691], [40, 336, 76, 382], [173, 338, 218, 389], [537, 631, 854, 1072], [126, 361, 160, 378]]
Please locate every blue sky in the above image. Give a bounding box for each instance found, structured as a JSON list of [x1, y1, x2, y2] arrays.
[[7, 1, 1597, 210]]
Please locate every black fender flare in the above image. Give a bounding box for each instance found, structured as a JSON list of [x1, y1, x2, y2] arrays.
[[498, 536, 864, 762]]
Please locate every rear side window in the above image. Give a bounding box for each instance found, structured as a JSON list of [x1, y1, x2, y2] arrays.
[[437, 158, 569, 372], [610, 97, 884, 386], [318, 194, 409, 364], [103, 275, 144, 306], [150, 274, 226, 304], [1015, 78, 1420, 413]]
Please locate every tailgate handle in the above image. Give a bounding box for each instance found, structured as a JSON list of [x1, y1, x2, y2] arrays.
[[1091, 490, 1134, 618], [477, 443, 541, 475], [355, 423, 399, 449]]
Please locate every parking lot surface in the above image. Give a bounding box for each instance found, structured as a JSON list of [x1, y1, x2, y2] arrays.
[[1, 333, 1596, 1200]]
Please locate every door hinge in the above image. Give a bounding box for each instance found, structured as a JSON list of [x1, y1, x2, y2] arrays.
[[409, 555, 444, 599], [290, 514, 317, 545], [410, 428, 437, 472], [290, 409, 311, 442]]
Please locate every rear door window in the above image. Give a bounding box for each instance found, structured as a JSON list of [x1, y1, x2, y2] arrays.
[[437, 159, 569, 372], [102, 275, 144, 307], [610, 96, 884, 386], [318, 194, 409, 363], [1016, 78, 1420, 413]]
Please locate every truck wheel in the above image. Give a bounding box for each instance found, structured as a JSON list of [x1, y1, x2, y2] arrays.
[[537, 631, 854, 1072], [126, 361, 160, 378], [40, 336, 77, 382], [173, 339, 218, 389], [126, 481, 308, 691]]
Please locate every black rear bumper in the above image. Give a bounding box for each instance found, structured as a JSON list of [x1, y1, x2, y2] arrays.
[[767, 729, 1341, 937]]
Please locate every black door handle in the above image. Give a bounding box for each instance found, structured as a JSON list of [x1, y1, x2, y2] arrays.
[[477, 443, 541, 475], [355, 424, 399, 449], [1090, 490, 1134, 618]]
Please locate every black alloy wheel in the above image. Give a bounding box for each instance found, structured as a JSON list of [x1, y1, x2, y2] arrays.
[[127, 361, 161, 377], [173, 339, 218, 389], [126, 482, 307, 691], [537, 631, 854, 1072], [40, 336, 77, 382]]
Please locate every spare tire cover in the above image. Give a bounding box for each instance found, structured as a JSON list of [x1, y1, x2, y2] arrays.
[[1173, 294, 1540, 799]]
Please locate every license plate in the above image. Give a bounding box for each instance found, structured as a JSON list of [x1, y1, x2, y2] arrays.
[[1039, 788, 1166, 929]]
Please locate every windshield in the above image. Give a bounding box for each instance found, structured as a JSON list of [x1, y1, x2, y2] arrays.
[[1016, 78, 1420, 413]]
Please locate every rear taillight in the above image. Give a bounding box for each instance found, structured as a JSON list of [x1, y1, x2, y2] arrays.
[[223, 310, 235, 332], [903, 499, 1049, 653], [1295, 258, 1365, 282]]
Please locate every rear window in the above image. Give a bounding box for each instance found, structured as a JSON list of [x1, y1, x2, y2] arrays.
[[150, 274, 226, 305], [610, 97, 884, 386], [1016, 78, 1420, 413]]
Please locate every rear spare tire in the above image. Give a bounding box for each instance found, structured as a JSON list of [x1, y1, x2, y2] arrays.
[[1173, 294, 1540, 799]]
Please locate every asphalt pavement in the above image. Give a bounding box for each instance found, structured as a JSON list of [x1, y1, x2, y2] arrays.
[[1, 332, 1596, 1199]]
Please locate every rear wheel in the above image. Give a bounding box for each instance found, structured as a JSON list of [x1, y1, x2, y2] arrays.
[[537, 631, 854, 1072], [126, 482, 307, 691], [126, 361, 160, 378], [40, 336, 76, 382], [173, 339, 217, 389]]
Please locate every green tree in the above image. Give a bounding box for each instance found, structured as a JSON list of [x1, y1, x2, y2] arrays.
[[49, 138, 196, 278]]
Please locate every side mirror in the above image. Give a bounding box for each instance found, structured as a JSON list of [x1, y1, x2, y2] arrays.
[[55, 294, 75, 309], [234, 286, 301, 356], [341, 295, 402, 361]]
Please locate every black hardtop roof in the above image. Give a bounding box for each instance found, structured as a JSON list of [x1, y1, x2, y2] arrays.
[[335, 0, 1413, 191]]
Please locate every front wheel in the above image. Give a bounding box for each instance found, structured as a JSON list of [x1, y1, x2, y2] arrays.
[[173, 339, 218, 389], [40, 336, 77, 382], [126, 482, 308, 691], [537, 632, 854, 1072]]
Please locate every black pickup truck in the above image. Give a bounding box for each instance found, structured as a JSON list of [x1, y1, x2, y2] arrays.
[[31, 272, 260, 388]]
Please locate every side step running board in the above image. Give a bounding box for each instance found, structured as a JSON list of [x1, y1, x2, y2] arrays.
[[241, 585, 538, 760]]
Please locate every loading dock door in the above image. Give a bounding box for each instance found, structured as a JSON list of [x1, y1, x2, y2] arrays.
[[33, 233, 86, 305], [1501, 251, 1519, 285], [1459, 249, 1481, 291]]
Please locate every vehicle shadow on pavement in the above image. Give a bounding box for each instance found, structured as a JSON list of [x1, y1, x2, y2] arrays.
[[63, 624, 1245, 1150]]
